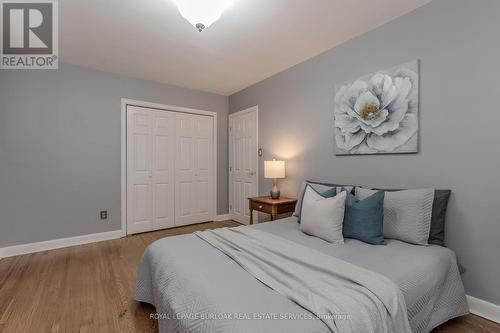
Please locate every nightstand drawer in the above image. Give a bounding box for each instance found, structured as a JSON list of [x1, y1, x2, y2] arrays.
[[250, 200, 272, 214], [275, 202, 297, 214]]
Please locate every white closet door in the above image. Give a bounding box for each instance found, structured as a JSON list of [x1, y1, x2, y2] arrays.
[[127, 106, 154, 234], [175, 113, 214, 226], [193, 115, 214, 222], [127, 106, 175, 234], [152, 110, 176, 229]]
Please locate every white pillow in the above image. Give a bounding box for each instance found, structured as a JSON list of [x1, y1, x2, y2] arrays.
[[300, 186, 346, 243], [355, 187, 434, 245], [293, 181, 353, 218]]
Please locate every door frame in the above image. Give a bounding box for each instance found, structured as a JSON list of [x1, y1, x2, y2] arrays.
[[121, 98, 218, 236], [228, 105, 259, 224]]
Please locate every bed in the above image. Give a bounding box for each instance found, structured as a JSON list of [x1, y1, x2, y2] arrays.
[[134, 217, 468, 333]]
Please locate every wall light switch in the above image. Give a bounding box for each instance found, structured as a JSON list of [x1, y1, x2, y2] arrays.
[[258, 148, 263, 157], [100, 211, 108, 220]]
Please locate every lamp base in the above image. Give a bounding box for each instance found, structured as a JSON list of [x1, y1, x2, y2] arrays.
[[270, 182, 280, 199]]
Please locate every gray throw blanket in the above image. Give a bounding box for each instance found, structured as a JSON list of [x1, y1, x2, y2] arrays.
[[195, 226, 412, 333]]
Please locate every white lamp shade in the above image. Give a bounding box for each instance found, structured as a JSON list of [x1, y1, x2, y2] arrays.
[[264, 160, 285, 179]]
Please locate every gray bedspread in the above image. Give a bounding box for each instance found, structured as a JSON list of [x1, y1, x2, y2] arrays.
[[135, 217, 468, 333], [195, 226, 411, 333]]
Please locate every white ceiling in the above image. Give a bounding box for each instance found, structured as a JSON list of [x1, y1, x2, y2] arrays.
[[60, 0, 431, 96]]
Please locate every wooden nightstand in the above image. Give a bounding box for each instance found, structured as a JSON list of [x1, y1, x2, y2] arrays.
[[248, 196, 297, 224]]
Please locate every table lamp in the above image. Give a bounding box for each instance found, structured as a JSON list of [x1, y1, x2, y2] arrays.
[[264, 160, 285, 199]]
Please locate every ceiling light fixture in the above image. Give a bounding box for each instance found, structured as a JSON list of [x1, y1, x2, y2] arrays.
[[172, 0, 235, 32]]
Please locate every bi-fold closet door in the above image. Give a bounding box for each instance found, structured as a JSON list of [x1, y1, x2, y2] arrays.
[[127, 105, 214, 234]]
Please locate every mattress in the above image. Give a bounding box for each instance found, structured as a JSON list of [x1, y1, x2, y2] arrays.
[[135, 217, 469, 333]]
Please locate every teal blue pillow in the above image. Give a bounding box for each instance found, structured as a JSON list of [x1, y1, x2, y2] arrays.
[[343, 190, 385, 245], [320, 187, 337, 198]]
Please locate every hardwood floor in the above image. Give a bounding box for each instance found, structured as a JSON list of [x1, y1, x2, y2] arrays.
[[0, 220, 498, 333]]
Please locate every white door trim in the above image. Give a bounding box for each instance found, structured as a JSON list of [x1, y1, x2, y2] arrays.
[[230, 105, 259, 118], [228, 105, 259, 224], [121, 98, 218, 236]]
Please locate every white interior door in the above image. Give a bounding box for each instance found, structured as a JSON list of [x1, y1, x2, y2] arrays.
[[229, 106, 258, 224], [175, 113, 215, 226]]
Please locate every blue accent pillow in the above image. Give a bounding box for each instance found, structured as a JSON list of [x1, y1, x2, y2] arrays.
[[320, 187, 337, 198], [343, 190, 385, 245]]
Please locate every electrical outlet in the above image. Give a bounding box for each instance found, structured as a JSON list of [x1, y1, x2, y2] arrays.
[[100, 211, 108, 220]]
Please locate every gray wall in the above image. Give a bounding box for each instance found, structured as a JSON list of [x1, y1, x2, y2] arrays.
[[230, 0, 500, 305], [0, 63, 228, 248]]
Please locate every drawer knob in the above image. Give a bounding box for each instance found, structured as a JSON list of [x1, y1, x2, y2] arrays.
[[259, 205, 263, 209]]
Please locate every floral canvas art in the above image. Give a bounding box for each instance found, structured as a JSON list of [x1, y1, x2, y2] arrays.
[[334, 61, 419, 155]]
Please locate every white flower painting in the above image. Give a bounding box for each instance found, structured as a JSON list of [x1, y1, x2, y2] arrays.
[[334, 61, 419, 155]]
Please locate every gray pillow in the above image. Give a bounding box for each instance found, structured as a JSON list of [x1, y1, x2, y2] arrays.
[[428, 190, 451, 246], [300, 185, 346, 243], [356, 187, 435, 246], [374, 188, 451, 246], [293, 181, 353, 220]]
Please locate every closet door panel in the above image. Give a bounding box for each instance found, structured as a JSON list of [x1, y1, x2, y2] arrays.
[[127, 107, 154, 234], [152, 111, 175, 229], [175, 113, 214, 226], [175, 114, 197, 226], [194, 116, 213, 218]]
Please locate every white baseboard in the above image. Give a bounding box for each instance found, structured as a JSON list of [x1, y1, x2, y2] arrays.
[[467, 295, 500, 323], [0, 230, 122, 258], [214, 214, 231, 221]]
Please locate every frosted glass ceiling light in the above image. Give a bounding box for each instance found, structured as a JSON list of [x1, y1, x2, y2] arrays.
[[172, 0, 235, 32]]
